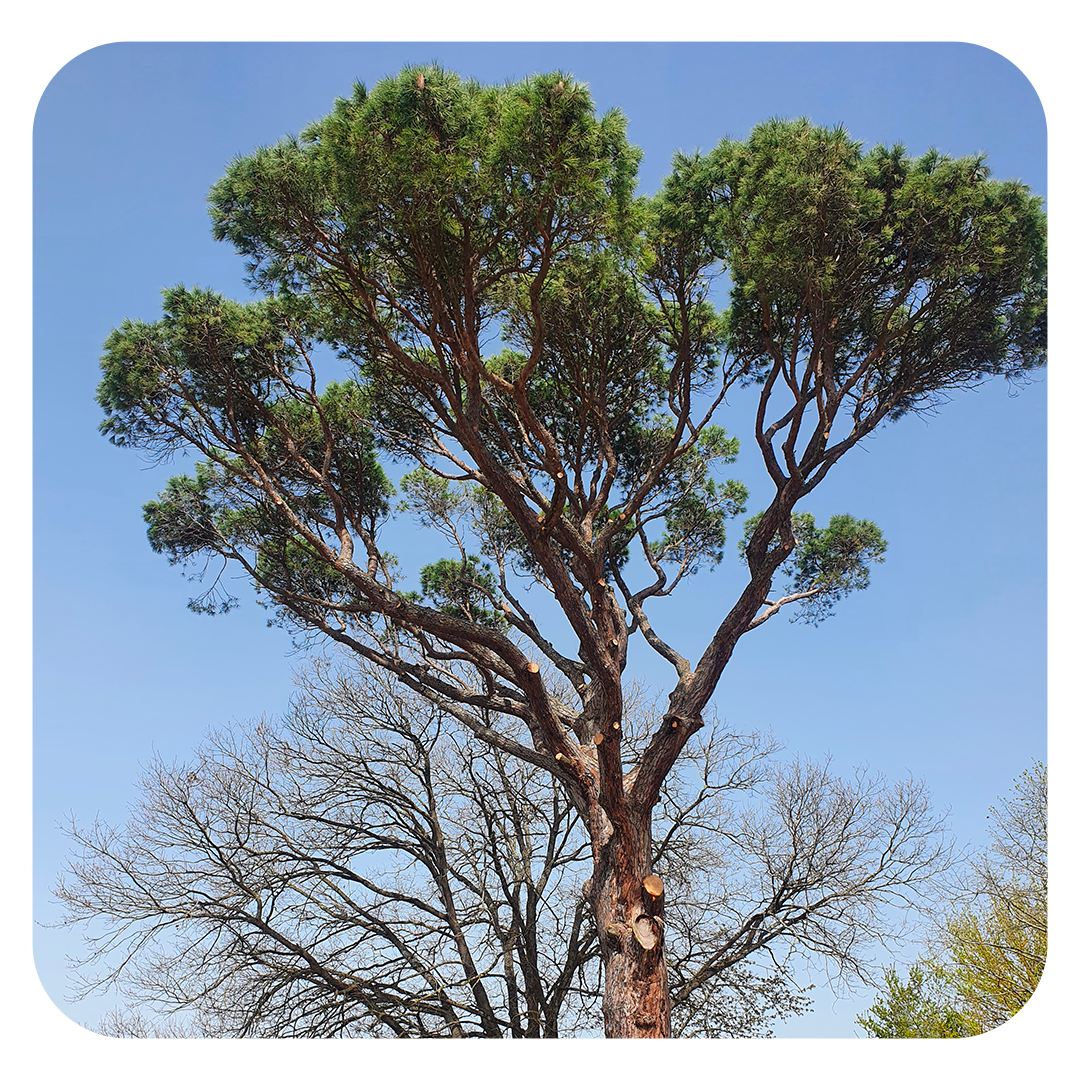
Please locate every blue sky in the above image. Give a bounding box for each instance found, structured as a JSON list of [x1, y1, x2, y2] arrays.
[[33, 42, 1047, 1038]]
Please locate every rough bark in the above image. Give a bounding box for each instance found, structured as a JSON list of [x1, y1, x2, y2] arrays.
[[588, 806, 670, 1038]]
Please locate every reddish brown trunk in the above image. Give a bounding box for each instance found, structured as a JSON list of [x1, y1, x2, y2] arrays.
[[590, 808, 670, 1038]]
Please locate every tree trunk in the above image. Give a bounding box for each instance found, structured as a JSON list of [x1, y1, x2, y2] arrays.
[[590, 807, 670, 1038]]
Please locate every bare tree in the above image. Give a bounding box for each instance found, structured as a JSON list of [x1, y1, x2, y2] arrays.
[[55, 663, 951, 1038], [967, 762, 1047, 918]]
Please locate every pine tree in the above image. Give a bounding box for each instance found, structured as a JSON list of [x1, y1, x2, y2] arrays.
[[97, 67, 1046, 1036]]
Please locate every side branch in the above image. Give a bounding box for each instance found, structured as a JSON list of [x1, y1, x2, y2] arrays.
[[612, 567, 690, 678], [747, 587, 825, 630]]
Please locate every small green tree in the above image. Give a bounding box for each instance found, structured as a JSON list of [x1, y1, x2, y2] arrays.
[[97, 67, 1046, 1036], [856, 965, 977, 1038]]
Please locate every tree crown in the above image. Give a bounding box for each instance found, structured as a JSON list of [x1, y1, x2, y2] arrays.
[[96, 67, 1046, 824]]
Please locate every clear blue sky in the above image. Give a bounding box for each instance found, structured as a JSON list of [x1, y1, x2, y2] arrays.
[[33, 42, 1047, 1037]]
